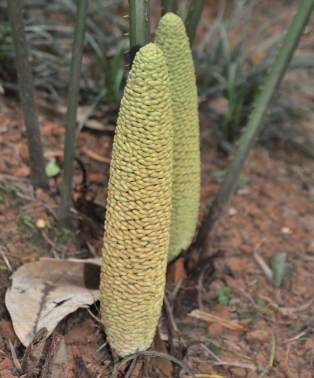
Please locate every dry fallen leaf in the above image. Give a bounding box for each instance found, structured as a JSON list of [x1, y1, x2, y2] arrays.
[[82, 147, 111, 163], [188, 310, 249, 332], [5, 258, 101, 347]]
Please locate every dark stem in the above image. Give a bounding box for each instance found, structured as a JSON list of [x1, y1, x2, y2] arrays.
[[110, 351, 196, 378], [185, 0, 205, 46], [161, 0, 176, 15], [129, 0, 150, 65], [7, 0, 49, 190], [196, 0, 314, 261], [57, 0, 88, 227]]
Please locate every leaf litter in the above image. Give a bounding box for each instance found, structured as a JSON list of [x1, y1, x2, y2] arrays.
[[5, 257, 101, 347]]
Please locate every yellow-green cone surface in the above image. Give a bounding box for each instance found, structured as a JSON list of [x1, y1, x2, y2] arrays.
[[155, 13, 201, 262], [100, 43, 173, 357]]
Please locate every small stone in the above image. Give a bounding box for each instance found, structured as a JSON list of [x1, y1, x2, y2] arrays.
[[246, 329, 269, 343], [228, 208, 237, 216], [281, 227, 292, 234], [0, 358, 14, 370], [247, 372, 258, 378], [304, 338, 314, 349], [229, 367, 246, 378], [227, 257, 247, 274], [207, 323, 223, 337]]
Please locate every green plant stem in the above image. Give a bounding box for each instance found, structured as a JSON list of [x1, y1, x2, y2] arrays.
[[57, 0, 88, 227], [129, 0, 150, 65], [185, 0, 205, 46], [7, 0, 49, 190], [196, 0, 314, 261], [161, 0, 176, 15]]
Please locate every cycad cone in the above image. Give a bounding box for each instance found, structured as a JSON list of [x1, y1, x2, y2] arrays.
[[100, 43, 173, 357], [156, 13, 201, 262]]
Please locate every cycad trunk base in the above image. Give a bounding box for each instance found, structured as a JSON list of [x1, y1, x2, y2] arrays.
[[156, 13, 201, 262], [100, 43, 173, 357]]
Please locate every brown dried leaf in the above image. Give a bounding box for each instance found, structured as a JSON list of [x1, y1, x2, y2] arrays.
[[5, 258, 101, 347], [189, 310, 249, 331], [82, 147, 111, 163]]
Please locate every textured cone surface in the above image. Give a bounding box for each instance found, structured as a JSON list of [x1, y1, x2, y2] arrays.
[[155, 13, 201, 262], [100, 43, 173, 357]]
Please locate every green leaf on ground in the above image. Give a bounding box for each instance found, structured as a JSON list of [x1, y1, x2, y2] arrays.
[[270, 252, 291, 288], [215, 288, 229, 305], [46, 160, 60, 177]]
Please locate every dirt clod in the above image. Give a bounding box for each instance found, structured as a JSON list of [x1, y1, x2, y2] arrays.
[[245, 330, 270, 343], [207, 323, 223, 337], [304, 338, 314, 349], [247, 372, 258, 378], [229, 367, 246, 378], [0, 358, 14, 371]]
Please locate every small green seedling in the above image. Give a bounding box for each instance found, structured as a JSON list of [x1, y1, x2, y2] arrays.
[[270, 252, 292, 288], [21, 215, 35, 229], [215, 287, 230, 305]]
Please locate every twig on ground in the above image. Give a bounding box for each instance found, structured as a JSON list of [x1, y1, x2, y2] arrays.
[[280, 298, 314, 313], [8, 339, 23, 375], [0, 247, 12, 272], [110, 351, 196, 378], [40, 230, 65, 255], [253, 251, 273, 282], [189, 310, 249, 331], [194, 375, 226, 378], [163, 293, 185, 358], [124, 356, 138, 378], [0, 237, 13, 255], [164, 294, 179, 334], [171, 278, 183, 299], [86, 308, 102, 324], [238, 288, 258, 309], [200, 344, 222, 362], [259, 294, 297, 319], [213, 361, 257, 370], [222, 339, 241, 352], [96, 342, 108, 352], [197, 265, 209, 311], [285, 330, 308, 343], [285, 342, 291, 368], [82, 147, 111, 163], [0, 174, 30, 182]]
